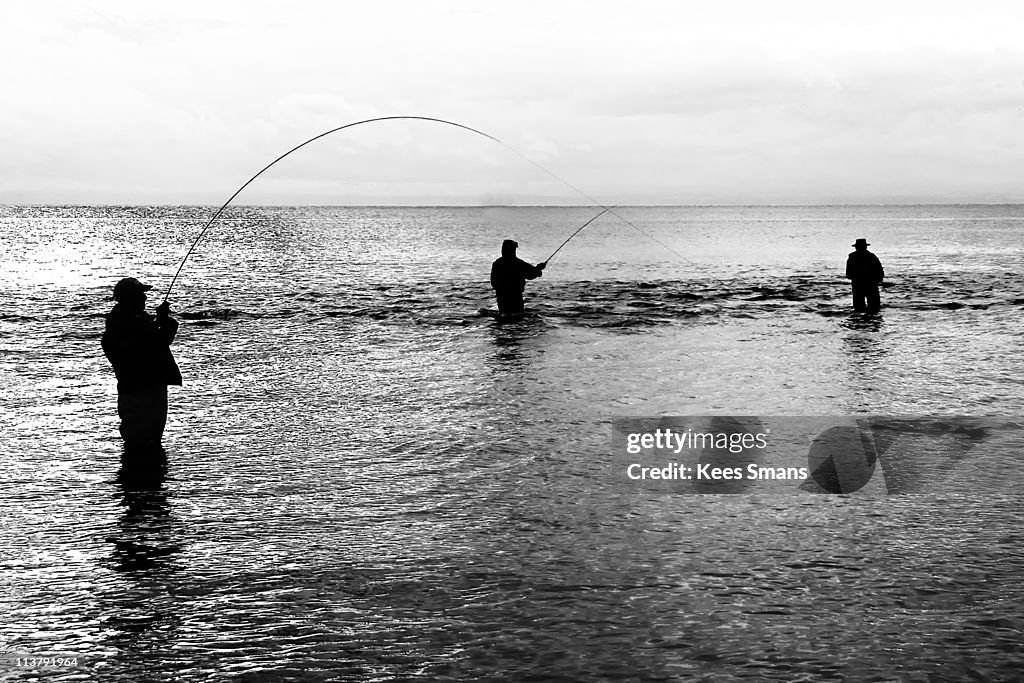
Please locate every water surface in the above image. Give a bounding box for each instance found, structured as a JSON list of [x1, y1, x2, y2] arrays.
[[1, 205, 1022, 681]]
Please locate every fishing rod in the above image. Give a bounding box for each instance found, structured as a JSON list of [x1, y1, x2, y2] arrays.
[[163, 116, 701, 302], [163, 116, 502, 302], [544, 206, 614, 264]]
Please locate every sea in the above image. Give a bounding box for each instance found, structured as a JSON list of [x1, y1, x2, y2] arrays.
[[1, 204, 1022, 681]]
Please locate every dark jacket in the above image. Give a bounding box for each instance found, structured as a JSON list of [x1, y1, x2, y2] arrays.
[[845, 250, 884, 283], [490, 256, 543, 294], [102, 304, 182, 391]]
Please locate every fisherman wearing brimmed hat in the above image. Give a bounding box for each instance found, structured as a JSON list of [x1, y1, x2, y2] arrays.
[[490, 239, 546, 318], [845, 238, 885, 312], [101, 277, 182, 450]]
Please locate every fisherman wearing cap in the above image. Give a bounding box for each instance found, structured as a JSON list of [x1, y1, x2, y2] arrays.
[[490, 239, 546, 317], [845, 238, 885, 312], [101, 277, 182, 450]]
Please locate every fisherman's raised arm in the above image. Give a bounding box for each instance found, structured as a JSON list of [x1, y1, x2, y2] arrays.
[[523, 260, 546, 280]]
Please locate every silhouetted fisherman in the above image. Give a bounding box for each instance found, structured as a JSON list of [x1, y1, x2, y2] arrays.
[[101, 278, 182, 451], [490, 239, 546, 317], [845, 238, 885, 312]]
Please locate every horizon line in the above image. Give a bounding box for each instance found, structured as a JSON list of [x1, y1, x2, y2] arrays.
[[5, 201, 1024, 209]]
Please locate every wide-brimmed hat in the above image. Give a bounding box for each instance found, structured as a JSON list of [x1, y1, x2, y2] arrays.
[[852, 238, 870, 247], [113, 277, 153, 301]]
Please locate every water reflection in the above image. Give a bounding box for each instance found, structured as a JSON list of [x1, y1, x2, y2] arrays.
[[838, 312, 891, 411], [102, 446, 186, 671], [840, 311, 885, 334], [485, 316, 549, 371], [111, 447, 182, 574], [487, 327, 527, 369]]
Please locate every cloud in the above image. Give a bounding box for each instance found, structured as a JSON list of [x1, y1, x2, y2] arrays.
[[2, 1, 1024, 203]]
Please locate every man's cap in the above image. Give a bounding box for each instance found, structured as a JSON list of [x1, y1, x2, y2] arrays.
[[502, 239, 518, 249], [113, 277, 153, 301], [852, 238, 870, 247]]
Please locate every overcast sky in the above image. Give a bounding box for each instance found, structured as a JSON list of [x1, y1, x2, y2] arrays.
[[2, 1, 1023, 205]]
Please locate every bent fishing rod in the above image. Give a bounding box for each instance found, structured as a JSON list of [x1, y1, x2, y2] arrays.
[[162, 115, 692, 303], [163, 116, 504, 302], [543, 206, 614, 264]]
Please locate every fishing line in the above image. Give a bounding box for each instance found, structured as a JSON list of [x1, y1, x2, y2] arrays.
[[164, 116, 703, 301], [164, 116, 847, 359], [487, 148, 709, 268], [164, 116, 502, 302], [495, 169, 838, 365]]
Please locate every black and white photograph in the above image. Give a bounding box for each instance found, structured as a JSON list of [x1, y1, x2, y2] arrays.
[[2, 1, 1022, 680]]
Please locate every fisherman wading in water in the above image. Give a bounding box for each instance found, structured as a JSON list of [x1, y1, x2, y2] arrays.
[[102, 277, 182, 451], [845, 238, 885, 312], [490, 239, 546, 318]]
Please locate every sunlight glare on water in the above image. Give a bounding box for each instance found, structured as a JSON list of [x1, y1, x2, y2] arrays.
[[1, 205, 1022, 681]]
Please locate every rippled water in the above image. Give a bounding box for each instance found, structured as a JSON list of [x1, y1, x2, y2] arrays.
[[1, 205, 1022, 681]]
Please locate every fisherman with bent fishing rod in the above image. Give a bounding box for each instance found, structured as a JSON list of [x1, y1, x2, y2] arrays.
[[98, 118, 618, 448], [490, 239, 547, 319], [487, 208, 610, 319], [101, 277, 182, 452]]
